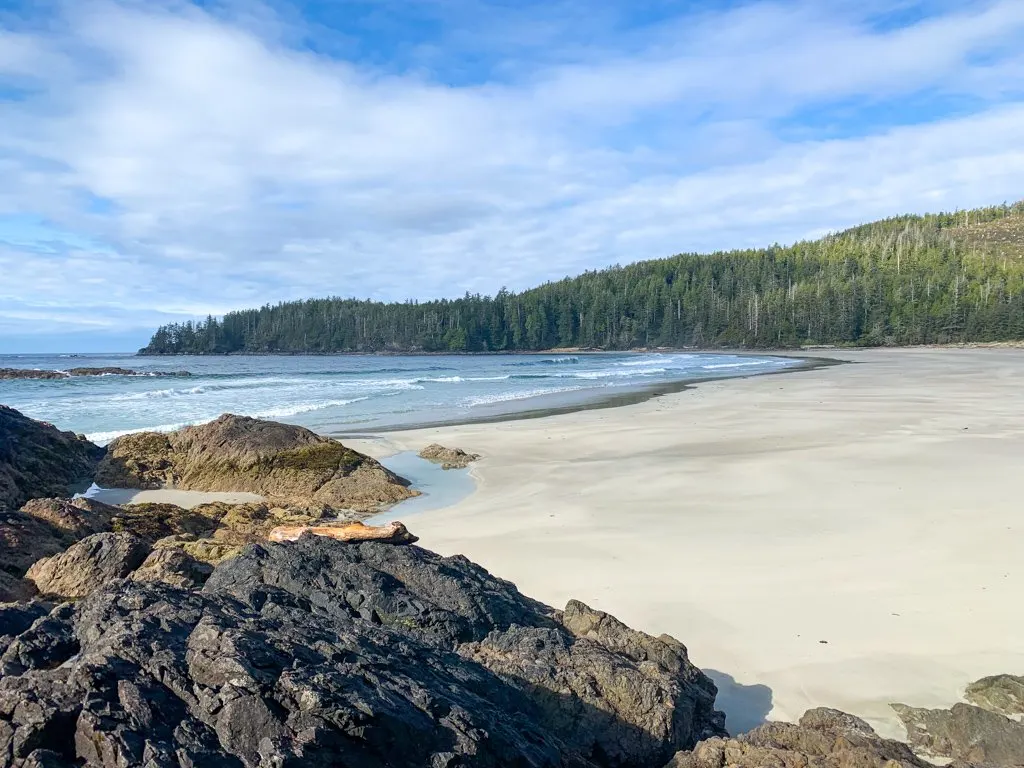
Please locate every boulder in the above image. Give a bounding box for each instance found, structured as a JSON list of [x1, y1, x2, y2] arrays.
[[153, 534, 245, 566], [461, 608, 723, 766], [204, 535, 557, 647], [95, 414, 416, 512], [18, 497, 117, 540], [892, 701, 1024, 766], [128, 548, 213, 589], [0, 510, 66, 579], [0, 537, 726, 767], [267, 520, 418, 544], [966, 674, 1024, 718], [667, 707, 932, 768], [419, 443, 480, 469], [25, 532, 151, 599], [0, 406, 104, 511], [109, 502, 219, 542]]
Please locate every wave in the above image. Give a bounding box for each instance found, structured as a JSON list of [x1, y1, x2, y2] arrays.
[[701, 361, 773, 370], [86, 420, 203, 445], [505, 357, 579, 367], [463, 385, 586, 408], [252, 397, 370, 420]]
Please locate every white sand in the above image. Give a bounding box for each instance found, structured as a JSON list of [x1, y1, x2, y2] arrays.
[[349, 348, 1024, 738], [80, 487, 264, 509]]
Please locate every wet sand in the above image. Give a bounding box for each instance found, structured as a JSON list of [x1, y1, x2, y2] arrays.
[[348, 348, 1024, 738]]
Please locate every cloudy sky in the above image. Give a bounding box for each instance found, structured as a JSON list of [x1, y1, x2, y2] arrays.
[[1, 0, 1022, 352]]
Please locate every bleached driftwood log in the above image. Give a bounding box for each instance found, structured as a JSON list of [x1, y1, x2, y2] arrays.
[[267, 520, 417, 545]]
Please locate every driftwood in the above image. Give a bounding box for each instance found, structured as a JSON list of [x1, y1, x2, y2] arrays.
[[267, 521, 418, 545]]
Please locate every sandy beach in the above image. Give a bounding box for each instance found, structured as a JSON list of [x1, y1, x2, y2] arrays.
[[349, 348, 1024, 739]]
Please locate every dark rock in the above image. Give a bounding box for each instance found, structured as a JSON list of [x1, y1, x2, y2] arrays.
[[0, 368, 190, 380], [0, 572, 36, 603], [966, 674, 1024, 718], [25, 533, 151, 599], [0, 537, 725, 766], [204, 535, 556, 646], [667, 706, 932, 767], [0, 602, 50, 656], [18, 497, 117, 541], [892, 701, 1024, 766], [418, 443, 480, 469], [0, 406, 104, 512], [129, 548, 213, 589], [95, 414, 416, 512]]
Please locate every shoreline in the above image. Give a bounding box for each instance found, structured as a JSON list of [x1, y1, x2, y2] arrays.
[[348, 347, 1024, 739], [329, 353, 839, 438]]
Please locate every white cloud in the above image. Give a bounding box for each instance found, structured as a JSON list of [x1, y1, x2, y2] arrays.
[[0, 0, 1021, 344]]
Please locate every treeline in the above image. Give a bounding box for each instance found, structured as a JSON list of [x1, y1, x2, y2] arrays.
[[141, 202, 1024, 354]]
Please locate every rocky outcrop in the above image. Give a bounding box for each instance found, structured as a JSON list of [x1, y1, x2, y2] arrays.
[[666, 707, 932, 768], [109, 502, 219, 541], [419, 442, 480, 469], [892, 701, 1024, 766], [966, 674, 1024, 718], [128, 547, 213, 589], [267, 520, 418, 544], [0, 406, 104, 511], [0, 536, 725, 767], [0, 511, 66, 579], [18, 497, 116, 540], [0, 368, 190, 380], [25, 532, 151, 599], [95, 414, 416, 512]]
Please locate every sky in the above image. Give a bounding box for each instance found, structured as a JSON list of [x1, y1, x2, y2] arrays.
[[0, 0, 1022, 353]]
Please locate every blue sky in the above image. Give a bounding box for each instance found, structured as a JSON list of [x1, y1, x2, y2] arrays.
[[0, 0, 1022, 353]]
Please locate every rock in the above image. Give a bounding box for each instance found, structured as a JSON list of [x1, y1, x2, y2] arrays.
[[0, 537, 726, 767], [966, 674, 1024, 718], [205, 535, 556, 647], [461, 610, 724, 766], [667, 707, 932, 768], [109, 502, 219, 542], [18, 497, 116, 540], [0, 367, 190, 380], [892, 701, 1024, 766], [25, 532, 151, 599], [0, 406, 104, 511], [153, 534, 245, 566], [419, 443, 480, 469], [95, 414, 416, 512], [267, 520, 418, 544], [128, 548, 213, 589], [0, 571, 36, 602], [0, 510, 66, 581], [0, 602, 50, 656]]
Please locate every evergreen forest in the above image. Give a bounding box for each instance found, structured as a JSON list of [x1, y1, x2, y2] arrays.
[[140, 202, 1024, 354]]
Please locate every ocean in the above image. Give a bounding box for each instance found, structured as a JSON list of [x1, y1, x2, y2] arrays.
[[0, 351, 797, 444]]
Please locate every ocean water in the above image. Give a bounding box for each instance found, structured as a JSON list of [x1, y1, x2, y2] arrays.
[[0, 351, 797, 444]]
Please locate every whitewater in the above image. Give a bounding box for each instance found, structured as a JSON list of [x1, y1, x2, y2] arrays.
[[0, 352, 797, 444]]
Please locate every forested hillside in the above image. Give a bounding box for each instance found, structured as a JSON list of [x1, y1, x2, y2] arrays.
[[141, 202, 1024, 354]]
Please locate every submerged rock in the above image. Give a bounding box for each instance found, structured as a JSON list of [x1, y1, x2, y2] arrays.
[[25, 532, 151, 599], [95, 414, 416, 512], [0, 405, 104, 512], [0, 367, 190, 380], [419, 442, 480, 469], [0, 537, 724, 767], [892, 701, 1024, 766], [966, 674, 1024, 718], [667, 707, 932, 768]]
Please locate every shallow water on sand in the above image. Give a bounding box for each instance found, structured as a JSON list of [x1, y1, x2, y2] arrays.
[[0, 351, 797, 443]]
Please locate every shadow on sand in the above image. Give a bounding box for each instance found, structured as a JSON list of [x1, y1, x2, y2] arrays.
[[704, 669, 774, 735]]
